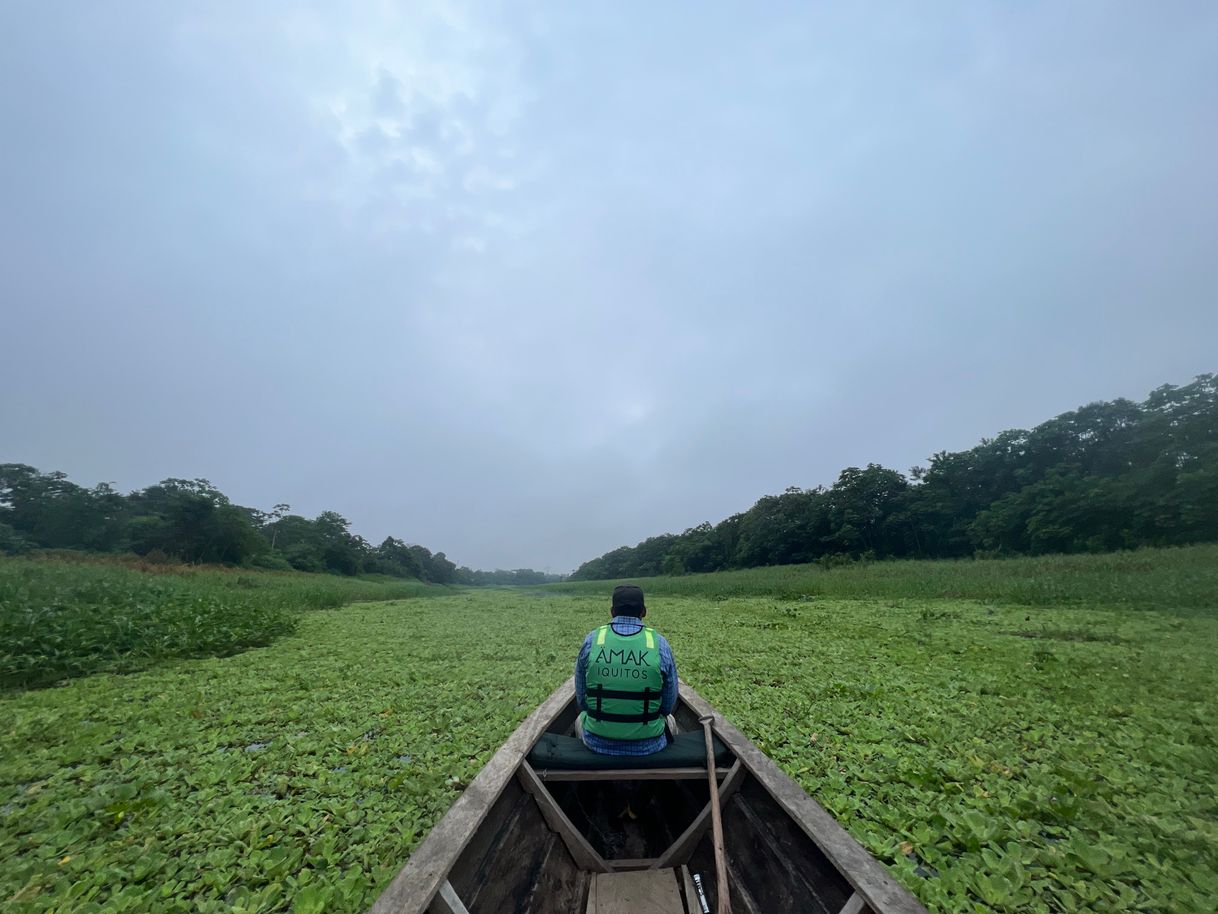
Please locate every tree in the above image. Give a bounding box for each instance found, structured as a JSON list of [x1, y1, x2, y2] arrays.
[[0, 463, 467, 576], [569, 374, 1218, 576], [313, 511, 368, 575], [824, 465, 910, 557], [376, 537, 425, 579]]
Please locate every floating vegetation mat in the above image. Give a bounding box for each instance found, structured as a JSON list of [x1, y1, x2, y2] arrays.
[[3, 584, 1216, 912]]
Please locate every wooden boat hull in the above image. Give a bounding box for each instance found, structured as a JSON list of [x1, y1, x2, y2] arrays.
[[368, 679, 928, 914]]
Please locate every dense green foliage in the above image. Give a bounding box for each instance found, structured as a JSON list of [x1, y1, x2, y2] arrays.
[[0, 557, 441, 690], [2, 548, 1216, 913], [550, 543, 1218, 614], [571, 375, 1218, 579], [0, 468, 557, 584], [0, 469, 461, 581], [455, 567, 565, 586]]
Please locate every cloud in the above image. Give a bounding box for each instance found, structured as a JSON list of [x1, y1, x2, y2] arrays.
[[371, 68, 407, 118], [1, 2, 1215, 570]]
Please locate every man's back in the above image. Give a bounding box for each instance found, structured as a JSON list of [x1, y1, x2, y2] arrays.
[[574, 585, 678, 756]]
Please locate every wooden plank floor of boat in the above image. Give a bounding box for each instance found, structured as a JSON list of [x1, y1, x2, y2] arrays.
[[585, 868, 689, 914]]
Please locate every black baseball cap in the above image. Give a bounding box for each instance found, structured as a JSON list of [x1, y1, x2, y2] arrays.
[[611, 584, 646, 615]]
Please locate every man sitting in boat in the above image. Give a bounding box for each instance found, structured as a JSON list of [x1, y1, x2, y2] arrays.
[[574, 584, 678, 755]]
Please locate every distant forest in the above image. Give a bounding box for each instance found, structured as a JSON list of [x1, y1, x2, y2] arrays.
[[0, 468, 560, 585], [571, 374, 1218, 580]]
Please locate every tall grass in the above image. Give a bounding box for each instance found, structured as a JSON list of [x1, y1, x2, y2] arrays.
[[0, 557, 443, 689], [544, 543, 1218, 612]]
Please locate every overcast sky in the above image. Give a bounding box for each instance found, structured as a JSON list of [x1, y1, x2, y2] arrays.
[[2, 3, 1215, 572]]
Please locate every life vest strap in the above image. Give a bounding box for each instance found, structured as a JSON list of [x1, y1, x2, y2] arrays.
[[586, 708, 664, 723], [589, 683, 662, 723]]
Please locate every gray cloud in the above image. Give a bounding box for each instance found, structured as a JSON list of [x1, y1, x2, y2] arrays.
[[2, 2, 1216, 570]]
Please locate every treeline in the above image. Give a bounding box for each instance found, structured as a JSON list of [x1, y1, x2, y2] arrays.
[[457, 568, 565, 586], [571, 375, 1218, 580], [0, 467, 558, 584]]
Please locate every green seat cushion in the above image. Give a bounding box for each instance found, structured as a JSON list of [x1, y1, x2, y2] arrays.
[[527, 730, 732, 770]]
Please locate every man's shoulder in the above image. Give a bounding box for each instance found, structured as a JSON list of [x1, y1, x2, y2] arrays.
[[580, 626, 604, 646], [652, 630, 675, 657], [649, 627, 672, 644]]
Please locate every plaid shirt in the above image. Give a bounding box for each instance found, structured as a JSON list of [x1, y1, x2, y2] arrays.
[[574, 615, 678, 756]]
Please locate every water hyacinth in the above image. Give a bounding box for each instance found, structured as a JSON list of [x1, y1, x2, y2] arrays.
[[2, 551, 1217, 912]]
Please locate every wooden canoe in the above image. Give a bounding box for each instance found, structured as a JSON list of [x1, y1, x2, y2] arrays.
[[368, 679, 929, 914]]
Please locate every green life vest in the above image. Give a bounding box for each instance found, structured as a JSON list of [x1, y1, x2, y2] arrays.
[[581, 622, 666, 742]]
